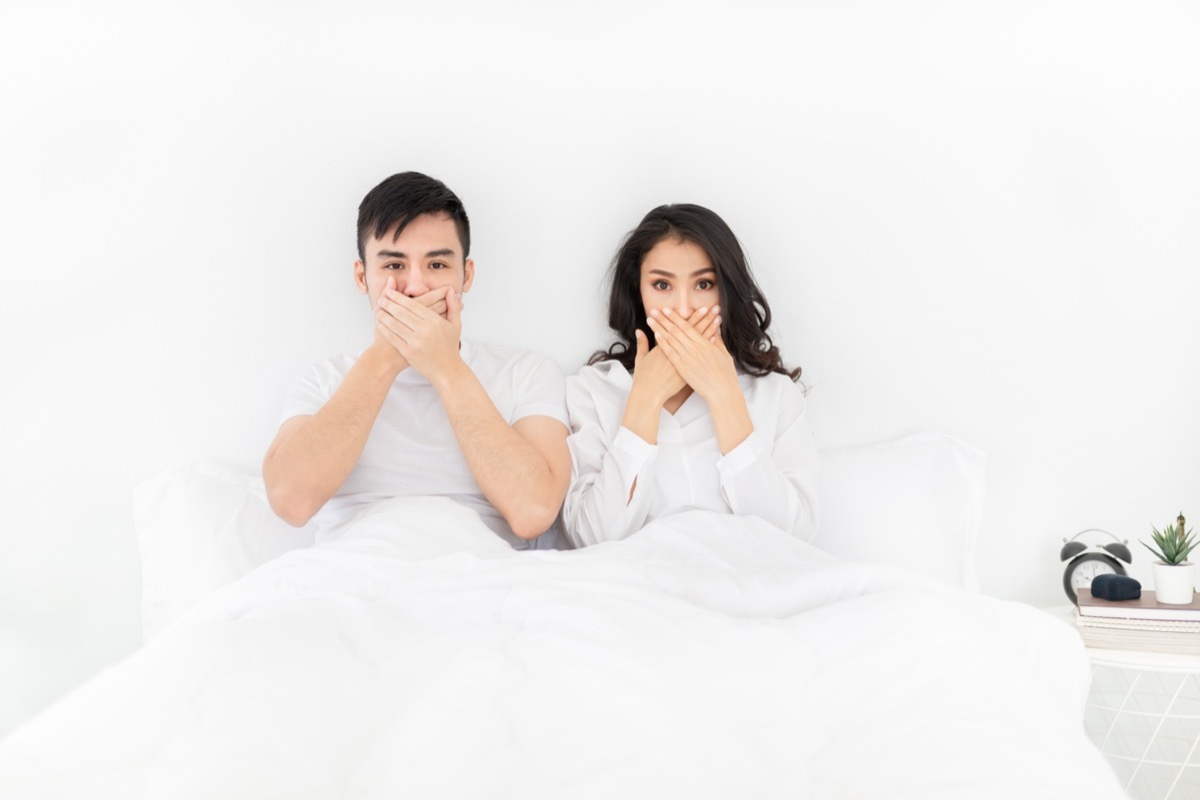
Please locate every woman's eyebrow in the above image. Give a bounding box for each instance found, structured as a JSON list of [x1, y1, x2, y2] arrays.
[[648, 267, 715, 277]]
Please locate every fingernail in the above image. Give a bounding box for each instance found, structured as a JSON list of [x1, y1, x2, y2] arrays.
[[663, 308, 671, 316], [712, 305, 720, 315], [698, 307, 708, 316]]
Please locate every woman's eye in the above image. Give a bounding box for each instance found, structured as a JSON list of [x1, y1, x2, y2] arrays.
[[652, 280, 670, 291], [697, 279, 715, 291]]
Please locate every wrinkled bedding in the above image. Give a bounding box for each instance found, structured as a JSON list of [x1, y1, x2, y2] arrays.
[[0, 497, 1125, 799]]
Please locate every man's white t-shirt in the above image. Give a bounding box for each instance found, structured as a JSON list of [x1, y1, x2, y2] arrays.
[[281, 340, 569, 549]]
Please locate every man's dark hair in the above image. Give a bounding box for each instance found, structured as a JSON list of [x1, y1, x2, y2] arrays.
[[590, 203, 800, 382], [356, 172, 471, 262]]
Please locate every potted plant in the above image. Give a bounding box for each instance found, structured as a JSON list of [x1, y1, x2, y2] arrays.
[[1143, 512, 1198, 604]]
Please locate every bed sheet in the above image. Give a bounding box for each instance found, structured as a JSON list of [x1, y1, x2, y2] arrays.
[[0, 497, 1125, 799]]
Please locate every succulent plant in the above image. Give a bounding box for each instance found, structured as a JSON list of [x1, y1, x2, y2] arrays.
[[1143, 512, 1197, 566]]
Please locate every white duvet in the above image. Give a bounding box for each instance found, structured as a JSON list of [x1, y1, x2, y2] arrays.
[[0, 498, 1125, 799]]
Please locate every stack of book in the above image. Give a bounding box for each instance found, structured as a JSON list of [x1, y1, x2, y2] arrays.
[[1075, 588, 1200, 654]]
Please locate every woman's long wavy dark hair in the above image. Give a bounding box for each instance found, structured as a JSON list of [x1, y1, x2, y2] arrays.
[[589, 204, 800, 382]]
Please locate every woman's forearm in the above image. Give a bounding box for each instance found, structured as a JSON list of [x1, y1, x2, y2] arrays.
[[619, 383, 665, 446], [706, 382, 755, 455]]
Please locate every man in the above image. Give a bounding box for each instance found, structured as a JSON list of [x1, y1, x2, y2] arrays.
[[263, 171, 571, 548]]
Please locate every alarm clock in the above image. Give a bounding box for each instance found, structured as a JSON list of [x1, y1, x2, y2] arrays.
[[1060, 529, 1132, 604]]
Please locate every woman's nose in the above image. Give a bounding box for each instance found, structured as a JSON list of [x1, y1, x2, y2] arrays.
[[675, 294, 693, 317]]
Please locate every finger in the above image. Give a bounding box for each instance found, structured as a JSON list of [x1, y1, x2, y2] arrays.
[[654, 327, 682, 361], [416, 286, 451, 318], [375, 315, 412, 349], [648, 315, 693, 361], [686, 307, 711, 329], [376, 303, 418, 332], [651, 308, 684, 339], [445, 287, 463, 327], [699, 309, 721, 340], [645, 313, 670, 345], [664, 307, 708, 346], [687, 307, 714, 338], [659, 307, 707, 341], [416, 286, 451, 307], [378, 275, 397, 308], [634, 328, 649, 363], [380, 288, 443, 337], [382, 292, 436, 326]]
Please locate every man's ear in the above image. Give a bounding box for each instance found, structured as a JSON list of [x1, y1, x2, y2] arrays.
[[462, 258, 475, 293], [354, 260, 368, 295]]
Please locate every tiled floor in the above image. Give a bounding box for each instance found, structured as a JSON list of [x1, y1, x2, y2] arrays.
[[1087, 666, 1200, 799]]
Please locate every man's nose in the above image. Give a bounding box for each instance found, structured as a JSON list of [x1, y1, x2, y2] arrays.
[[404, 267, 428, 296]]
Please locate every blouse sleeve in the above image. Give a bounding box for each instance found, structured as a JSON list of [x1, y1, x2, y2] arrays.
[[715, 378, 820, 540], [562, 371, 659, 547]]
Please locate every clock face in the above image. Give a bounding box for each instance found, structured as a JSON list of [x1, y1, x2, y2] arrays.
[[1064, 553, 1126, 603], [1072, 559, 1117, 588]]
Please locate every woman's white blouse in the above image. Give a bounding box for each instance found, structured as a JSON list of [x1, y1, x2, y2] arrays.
[[563, 359, 820, 547]]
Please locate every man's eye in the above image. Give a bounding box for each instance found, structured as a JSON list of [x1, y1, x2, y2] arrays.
[[430, 261, 448, 270], [384, 263, 404, 270]]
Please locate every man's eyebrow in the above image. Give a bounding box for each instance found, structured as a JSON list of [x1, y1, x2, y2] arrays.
[[647, 267, 716, 277], [374, 248, 458, 259]]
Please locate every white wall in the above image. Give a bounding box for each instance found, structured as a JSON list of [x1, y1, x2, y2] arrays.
[[2, 0, 1198, 738]]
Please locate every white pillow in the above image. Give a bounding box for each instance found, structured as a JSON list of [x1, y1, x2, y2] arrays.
[[134, 432, 984, 638], [811, 431, 985, 590], [133, 462, 315, 640]]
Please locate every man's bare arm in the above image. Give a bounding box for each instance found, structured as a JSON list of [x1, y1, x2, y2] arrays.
[[264, 282, 451, 526], [434, 359, 571, 539], [262, 344, 405, 527], [375, 286, 570, 538]]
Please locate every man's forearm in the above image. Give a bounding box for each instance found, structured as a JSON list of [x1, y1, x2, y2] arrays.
[[263, 346, 403, 526], [431, 360, 565, 539]]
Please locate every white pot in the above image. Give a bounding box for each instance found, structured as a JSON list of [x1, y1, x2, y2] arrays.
[[1153, 561, 1196, 604]]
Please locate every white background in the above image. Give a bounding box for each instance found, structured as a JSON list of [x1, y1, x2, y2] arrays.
[[1, 0, 1197, 738]]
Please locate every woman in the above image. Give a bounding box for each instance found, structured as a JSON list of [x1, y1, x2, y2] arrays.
[[563, 203, 819, 547]]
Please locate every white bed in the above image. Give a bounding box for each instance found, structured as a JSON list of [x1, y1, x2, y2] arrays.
[[0, 434, 1127, 798]]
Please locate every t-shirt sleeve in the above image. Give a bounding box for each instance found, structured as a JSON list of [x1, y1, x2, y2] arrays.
[[510, 353, 569, 426], [279, 363, 331, 424]]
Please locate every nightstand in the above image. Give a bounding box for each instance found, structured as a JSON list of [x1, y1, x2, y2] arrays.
[[1046, 605, 1200, 800]]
